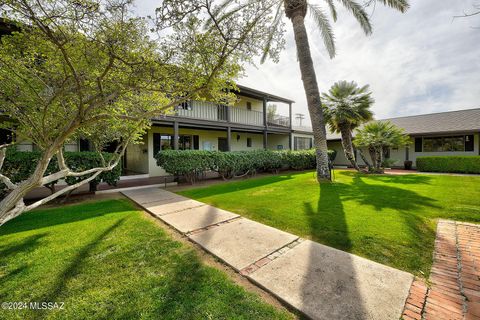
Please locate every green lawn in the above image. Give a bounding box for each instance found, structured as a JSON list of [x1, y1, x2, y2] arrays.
[[0, 199, 292, 320], [179, 170, 480, 276]]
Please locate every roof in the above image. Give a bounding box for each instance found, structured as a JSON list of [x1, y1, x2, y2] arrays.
[[236, 84, 294, 104], [382, 108, 480, 136], [301, 107, 480, 140]]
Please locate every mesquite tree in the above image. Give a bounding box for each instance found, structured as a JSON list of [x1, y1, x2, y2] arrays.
[[0, 0, 282, 225]]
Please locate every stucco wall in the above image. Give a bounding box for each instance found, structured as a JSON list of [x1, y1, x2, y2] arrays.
[[267, 134, 289, 150], [235, 96, 263, 112], [147, 126, 272, 177], [328, 133, 480, 168], [230, 131, 264, 151]]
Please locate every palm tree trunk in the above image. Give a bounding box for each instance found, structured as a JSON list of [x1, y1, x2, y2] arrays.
[[339, 125, 360, 171], [287, 5, 330, 182]]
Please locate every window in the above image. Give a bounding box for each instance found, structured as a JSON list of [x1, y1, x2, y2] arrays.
[[79, 139, 90, 152], [246, 102, 252, 110], [154, 133, 199, 155], [247, 137, 252, 148], [465, 135, 474, 152], [415, 138, 422, 152], [420, 135, 471, 152], [294, 137, 312, 150], [0, 128, 13, 145]]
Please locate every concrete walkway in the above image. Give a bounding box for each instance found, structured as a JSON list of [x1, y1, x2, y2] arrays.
[[122, 187, 413, 320], [402, 220, 480, 320]]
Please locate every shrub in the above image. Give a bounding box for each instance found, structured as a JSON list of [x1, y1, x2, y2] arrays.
[[416, 156, 480, 174], [155, 149, 336, 183], [282, 149, 316, 170], [0, 150, 122, 195], [156, 150, 214, 184]]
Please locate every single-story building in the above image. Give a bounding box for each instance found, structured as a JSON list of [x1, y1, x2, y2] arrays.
[[327, 108, 480, 168]]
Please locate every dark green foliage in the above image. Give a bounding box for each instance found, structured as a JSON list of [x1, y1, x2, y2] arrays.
[[155, 149, 326, 183], [1, 150, 122, 195], [417, 156, 480, 174], [328, 149, 337, 162]]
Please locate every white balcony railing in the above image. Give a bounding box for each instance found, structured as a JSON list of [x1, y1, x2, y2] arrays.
[[230, 107, 263, 126], [172, 101, 290, 128]]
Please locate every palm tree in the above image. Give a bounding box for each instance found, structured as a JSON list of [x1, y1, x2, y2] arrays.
[[321, 80, 374, 171], [354, 120, 409, 173], [212, 0, 409, 182]]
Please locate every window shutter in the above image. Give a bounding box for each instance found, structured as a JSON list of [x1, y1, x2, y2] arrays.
[[153, 133, 161, 156], [414, 138, 422, 152], [193, 135, 199, 150], [465, 135, 474, 152]]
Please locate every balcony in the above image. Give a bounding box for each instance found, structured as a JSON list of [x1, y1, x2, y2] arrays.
[[267, 114, 290, 128], [172, 101, 288, 128]]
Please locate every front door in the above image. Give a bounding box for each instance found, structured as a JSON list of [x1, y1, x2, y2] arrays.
[[218, 137, 228, 152]]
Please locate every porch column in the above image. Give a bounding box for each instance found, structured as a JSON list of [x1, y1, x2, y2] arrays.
[[263, 98, 268, 127], [263, 130, 268, 150], [227, 127, 231, 151], [173, 121, 179, 150], [289, 102, 293, 129], [289, 133, 293, 150]]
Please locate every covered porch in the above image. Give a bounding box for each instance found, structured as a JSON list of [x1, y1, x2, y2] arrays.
[[123, 123, 292, 177]]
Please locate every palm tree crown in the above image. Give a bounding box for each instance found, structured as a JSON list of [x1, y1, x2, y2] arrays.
[[321, 80, 374, 133], [209, 0, 409, 61]]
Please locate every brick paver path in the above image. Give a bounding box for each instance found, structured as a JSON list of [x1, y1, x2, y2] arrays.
[[403, 220, 480, 320]]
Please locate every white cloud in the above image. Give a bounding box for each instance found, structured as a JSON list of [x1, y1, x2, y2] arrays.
[[241, 0, 480, 123], [134, 0, 480, 125]]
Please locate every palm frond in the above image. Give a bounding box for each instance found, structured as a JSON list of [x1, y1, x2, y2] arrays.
[[308, 4, 336, 58], [260, 1, 284, 64], [337, 0, 372, 35], [324, 0, 338, 22], [373, 0, 410, 13]]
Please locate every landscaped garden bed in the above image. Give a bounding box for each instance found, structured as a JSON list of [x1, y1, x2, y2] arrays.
[[179, 170, 480, 275]]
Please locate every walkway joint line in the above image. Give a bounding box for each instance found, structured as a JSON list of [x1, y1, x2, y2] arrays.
[[185, 216, 242, 236], [240, 238, 303, 276]]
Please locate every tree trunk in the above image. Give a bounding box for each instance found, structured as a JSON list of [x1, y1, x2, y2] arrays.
[[369, 147, 377, 171], [339, 125, 360, 171], [286, 3, 331, 182], [0, 149, 55, 225]]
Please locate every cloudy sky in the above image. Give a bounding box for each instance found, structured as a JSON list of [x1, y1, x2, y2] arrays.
[[136, 1, 480, 125]]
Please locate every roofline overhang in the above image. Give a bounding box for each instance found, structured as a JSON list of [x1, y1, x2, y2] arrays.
[[236, 84, 295, 104]]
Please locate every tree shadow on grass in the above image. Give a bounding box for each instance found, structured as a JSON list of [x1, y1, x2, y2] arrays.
[[339, 170, 433, 185], [181, 174, 295, 198], [342, 175, 439, 212], [304, 173, 438, 274], [0, 200, 132, 236], [0, 233, 47, 289], [0, 233, 48, 259], [34, 218, 126, 320]]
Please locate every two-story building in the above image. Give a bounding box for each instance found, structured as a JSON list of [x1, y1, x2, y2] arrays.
[[7, 85, 315, 178]]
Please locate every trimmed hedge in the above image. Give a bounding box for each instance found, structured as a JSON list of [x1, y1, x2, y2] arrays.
[[416, 156, 480, 174], [1, 150, 122, 195], [155, 149, 335, 184]]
